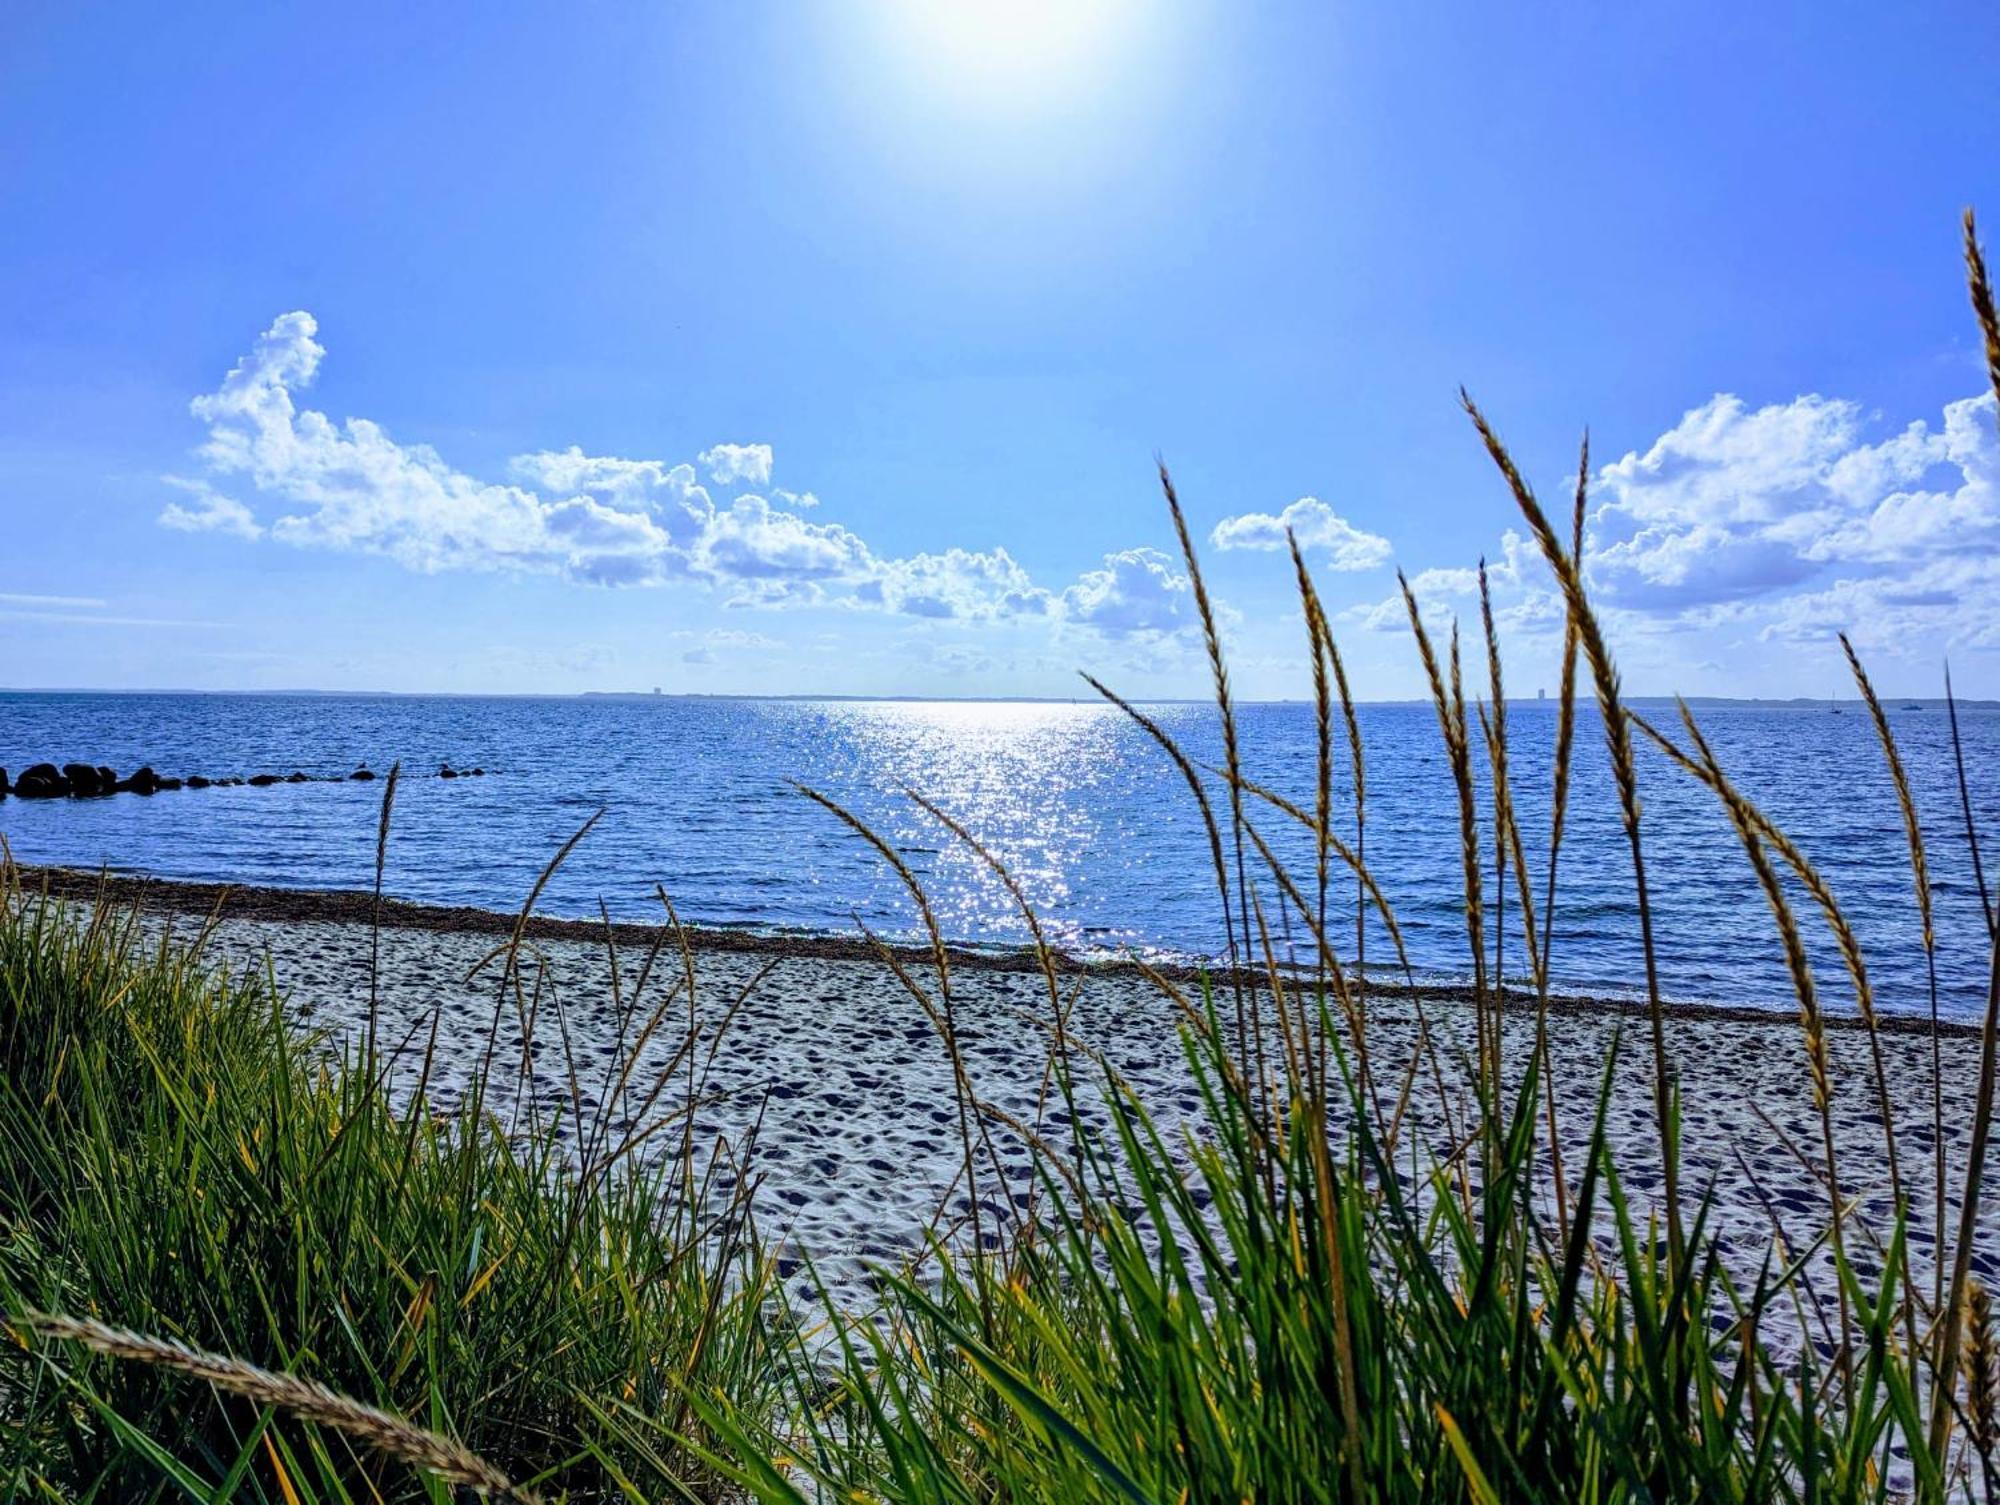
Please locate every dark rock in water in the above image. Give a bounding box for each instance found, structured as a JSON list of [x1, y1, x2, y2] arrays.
[[120, 766, 161, 795], [16, 764, 66, 797], [286, 771, 309, 783], [350, 767, 376, 781], [155, 777, 183, 791], [64, 763, 109, 796], [0, 767, 8, 796], [439, 764, 458, 778], [186, 775, 211, 789], [97, 765, 116, 788], [248, 773, 280, 787], [469, 767, 485, 776]]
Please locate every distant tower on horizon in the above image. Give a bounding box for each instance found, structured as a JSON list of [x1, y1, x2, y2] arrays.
[[1537, 687, 1547, 700], [653, 686, 663, 696]]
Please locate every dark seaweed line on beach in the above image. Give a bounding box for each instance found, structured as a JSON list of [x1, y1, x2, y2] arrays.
[[10, 862, 1976, 1038]]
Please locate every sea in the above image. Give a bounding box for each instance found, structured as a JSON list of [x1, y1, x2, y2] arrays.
[[2, 692, 1996, 1021]]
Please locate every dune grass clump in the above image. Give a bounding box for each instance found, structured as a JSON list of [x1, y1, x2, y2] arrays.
[[0, 853, 782, 1502], [1, 209, 1997, 1502]]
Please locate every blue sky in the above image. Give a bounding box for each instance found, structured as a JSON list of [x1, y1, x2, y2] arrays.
[[3, 2, 1997, 698]]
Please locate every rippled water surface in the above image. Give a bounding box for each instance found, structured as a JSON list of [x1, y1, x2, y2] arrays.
[[3, 692, 1996, 1019]]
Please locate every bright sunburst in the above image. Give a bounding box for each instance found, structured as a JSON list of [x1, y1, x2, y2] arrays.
[[881, 0, 1134, 99]]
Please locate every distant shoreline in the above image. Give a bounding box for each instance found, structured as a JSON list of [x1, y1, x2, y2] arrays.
[[3, 689, 1996, 710], [10, 862, 1978, 1039]]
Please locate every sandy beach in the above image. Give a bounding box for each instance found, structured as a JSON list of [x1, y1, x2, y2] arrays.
[[19, 866, 1998, 1326]]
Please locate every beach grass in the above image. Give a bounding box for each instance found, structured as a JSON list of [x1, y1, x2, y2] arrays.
[[1, 209, 1998, 1501], [0, 864, 784, 1502]]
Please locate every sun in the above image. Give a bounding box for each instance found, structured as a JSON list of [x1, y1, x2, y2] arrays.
[[881, 0, 1133, 99]]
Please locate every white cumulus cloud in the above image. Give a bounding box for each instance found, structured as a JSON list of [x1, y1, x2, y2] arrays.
[[699, 442, 773, 488], [1590, 390, 1998, 609], [168, 312, 1195, 641], [1210, 497, 1392, 571], [1343, 387, 2000, 680], [1060, 547, 1196, 637]]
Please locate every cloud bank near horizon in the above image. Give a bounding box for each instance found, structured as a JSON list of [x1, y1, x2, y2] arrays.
[[168, 312, 1235, 643], [1344, 388, 2000, 663], [165, 311, 1999, 674]]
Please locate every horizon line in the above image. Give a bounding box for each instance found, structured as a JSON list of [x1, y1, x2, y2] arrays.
[[2, 687, 1994, 710]]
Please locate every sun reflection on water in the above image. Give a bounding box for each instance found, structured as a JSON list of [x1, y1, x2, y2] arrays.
[[805, 699, 1142, 954]]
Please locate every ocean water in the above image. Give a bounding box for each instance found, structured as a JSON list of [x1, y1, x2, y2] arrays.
[[2, 691, 1996, 1020]]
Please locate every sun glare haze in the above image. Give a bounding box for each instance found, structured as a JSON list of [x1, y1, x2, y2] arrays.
[[877, 0, 1137, 99]]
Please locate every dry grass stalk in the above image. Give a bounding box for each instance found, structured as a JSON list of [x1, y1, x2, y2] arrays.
[[1964, 1281, 2000, 1498], [1316, 589, 1369, 1005], [1302, 594, 1372, 1037], [1158, 462, 1276, 1145], [1840, 656, 1945, 1305], [1235, 814, 1363, 1047], [481, 808, 605, 1135], [1484, 703, 1568, 1236], [1971, 207, 2000, 415], [1840, 631, 1946, 1326], [1221, 767, 1455, 1155], [1946, 664, 1996, 942], [1289, 531, 1342, 1093], [1477, 561, 1520, 1007], [1674, 703, 1853, 1373], [1539, 436, 1589, 993], [366, 760, 400, 1064], [1933, 207, 2000, 1465], [1081, 672, 1233, 945], [1082, 676, 1282, 1156], [1447, 625, 1489, 1049], [1476, 701, 1540, 1004], [1957, 209, 2000, 936], [1528, 436, 1592, 1244], [1399, 575, 1490, 1096], [1631, 707, 1920, 1357], [25, 1312, 539, 1503], [1158, 465, 1248, 934], [1476, 561, 1546, 1214], [1464, 392, 1683, 1268], [1224, 769, 1414, 980], [792, 783, 1002, 1329], [1841, 635, 1935, 956], [902, 785, 1084, 1224]]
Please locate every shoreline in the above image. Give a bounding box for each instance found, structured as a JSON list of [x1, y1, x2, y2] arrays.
[[9, 860, 1979, 1039]]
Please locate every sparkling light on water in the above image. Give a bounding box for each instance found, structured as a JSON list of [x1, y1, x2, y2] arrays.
[[3, 692, 1997, 1019]]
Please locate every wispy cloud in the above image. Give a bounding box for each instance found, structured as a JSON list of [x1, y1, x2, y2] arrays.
[[0, 592, 110, 609], [0, 590, 223, 629], [159, 477, 263, 540], [0, 611, 229, 628]]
